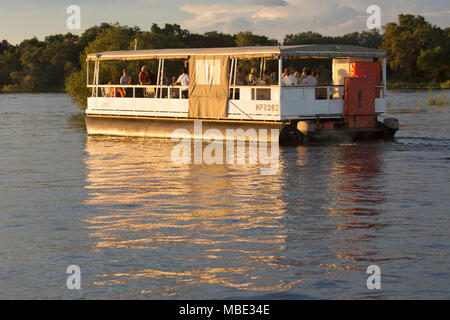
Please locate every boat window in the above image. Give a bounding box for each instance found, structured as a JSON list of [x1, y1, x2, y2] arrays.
[[251, 88, 271, 101], [229, 88, 240, 100]]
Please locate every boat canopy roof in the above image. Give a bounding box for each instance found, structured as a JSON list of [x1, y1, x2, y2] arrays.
[[86, 44, 385, 61]]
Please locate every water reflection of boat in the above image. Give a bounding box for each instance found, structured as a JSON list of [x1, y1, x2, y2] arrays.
[[83, 136, 304, 294], [82, 137, 395, 297], [323, 144, 388, 273]]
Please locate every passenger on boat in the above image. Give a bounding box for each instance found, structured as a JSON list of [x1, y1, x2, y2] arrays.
[[161, 70, 170, 85], [175, 67, 189, 86], [136, 66, 149, 98], [125, 77, 134, 98], [236, 68, 246, 85], [139, 66, 149, 85], [300, 69, 317, 86], [282, 68, 297, 86], [293, 71, 301, 85], [120, 69, 131, 95], [120, 69, 131, 85], [260, 70, 270, 85], [300, 67, 309, 82], [312, 71, 319, 84], [105, 81, 112, 97], [108, 82, 124, 98], [175, 67, 189, 98], [269, 72, 277, 85], [247, 68, 258, 85], [101, 82, 107, 97]]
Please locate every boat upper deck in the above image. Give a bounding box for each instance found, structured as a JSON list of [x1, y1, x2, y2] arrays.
[[85, 44, 387, 121]]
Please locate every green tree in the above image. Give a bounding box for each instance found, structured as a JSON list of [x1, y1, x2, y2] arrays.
[[382, 14, 442, 78], [66, 24, 140, 108], [235, 31, 277, 46], [417, 46, 449, 81]]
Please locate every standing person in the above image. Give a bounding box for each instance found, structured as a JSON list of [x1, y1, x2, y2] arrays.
[[120, 68, 131, 85], [120, 68, 131, 95], [139, 66, 149, 85], [175, 67, 189, 98], [137, 66, 149, 98], [175, 67, 189, 86]]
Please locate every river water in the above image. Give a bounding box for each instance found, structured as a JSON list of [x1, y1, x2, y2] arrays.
[[0, 91, 449, 299]]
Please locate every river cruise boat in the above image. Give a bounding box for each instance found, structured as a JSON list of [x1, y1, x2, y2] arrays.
[[84, 44, 399, 144]]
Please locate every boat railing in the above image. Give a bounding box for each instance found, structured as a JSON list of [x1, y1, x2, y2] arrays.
[[281, 85, 345, 101], [228, 85, 279, 101], [281, 84, 384, 101], [87, 84, 189, 99]]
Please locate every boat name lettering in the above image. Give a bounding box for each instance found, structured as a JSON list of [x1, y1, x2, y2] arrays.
[[255, 104, 279, 112]]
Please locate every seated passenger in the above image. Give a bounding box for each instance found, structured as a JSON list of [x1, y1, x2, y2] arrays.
[[125, 77, 134, 97], [300, 70, 317, 86], [293, 71, 301, 85], [300, 67, 309, 82], [108, 82, 124, 98], [161, 70, 169, 85], [269, 72, 277, 85], [312, 71, 319, 83], [247, 68, 258, 85], [170, 76, 177, 86], [105, 81, 112, 97], [281, 68, 297, 86], [100, 82, 107, 97], [260, 70, 270, 85], [236, 68, 246, 85]]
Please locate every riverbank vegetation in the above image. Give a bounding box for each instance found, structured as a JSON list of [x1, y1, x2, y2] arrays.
[[0, 14, 448, 107]]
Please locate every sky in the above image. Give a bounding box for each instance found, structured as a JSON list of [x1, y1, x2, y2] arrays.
[[0, 0, 448, 44]]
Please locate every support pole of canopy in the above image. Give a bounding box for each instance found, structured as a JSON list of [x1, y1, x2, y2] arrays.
[[92, 60, 99, 97], [233, 58, 237, 100], [382, 57, 387, 97], [160, 59, 165, 98], [260, 58, 263, 79], [228, 58, 234, 98], [156, 58, 161, 97], [278, 55, 283, 86], [86, 62, 89, 88]]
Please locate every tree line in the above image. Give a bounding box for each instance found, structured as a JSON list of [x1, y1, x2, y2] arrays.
[[0, 14, 448, 107]]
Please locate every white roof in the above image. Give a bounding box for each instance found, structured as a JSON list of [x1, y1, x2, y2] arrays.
[[86, 44, 385, 61]]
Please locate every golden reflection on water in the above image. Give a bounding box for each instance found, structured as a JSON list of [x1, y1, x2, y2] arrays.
[[322, 144, 386, 275], [83, 136, 297, 294], [83, 137, 386, 297]]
